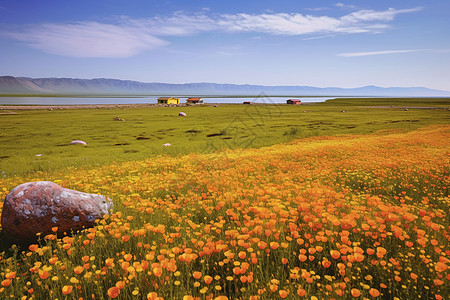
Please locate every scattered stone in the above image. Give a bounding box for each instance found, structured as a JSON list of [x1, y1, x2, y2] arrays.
[[162, 143, 171, 147], [178, 112, 187, 117], [70, 140, 87, 145], [1, 181, 113, 241], [35, 154, 43, 157], [113, 116, 125, 121]]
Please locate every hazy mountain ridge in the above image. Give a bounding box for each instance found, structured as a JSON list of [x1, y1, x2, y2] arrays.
[[1, 76, 449, 96]]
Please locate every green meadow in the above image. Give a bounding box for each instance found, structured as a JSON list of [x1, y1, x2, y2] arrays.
[[0, 97, 449, 300], [1, 98, 449, 176]]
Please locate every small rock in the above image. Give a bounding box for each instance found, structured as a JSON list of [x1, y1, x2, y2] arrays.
[[178, 112, 187, 117], [70, 140, 87, 145], [1, 181, 113, 241], [162, 143, 171, 147]]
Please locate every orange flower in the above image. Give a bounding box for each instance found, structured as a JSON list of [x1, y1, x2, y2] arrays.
[[74, 266, 84, 274], [257, 241, 267, 249], [282, 258, 288, 264], [270, 242, 280, 250], [279, 290, 289, 298], [351, 288, 361, 297], [108, 286, 120, 298], [38, 270, 50, 279], [376, 247, 386, 258], [433, 279, 444, 286], [297, 288, 306, 297], [193, 271, 202, 280], [82, 255, 90, 262], [124, 254, 132, 261], [330, 250, 340, 259], [435, 262, 447, 273], [322, 260, 331, 268], [28, 244, 38, 252], [204, 275, 213, 284], [115, 281, 125, 290], [369, 288, 380, 297], [354, 253, 365, 262], [49, 257, 58, 264], [152, 267, 162, 277], [5, 272, 16, 279], [62, 285, 73, 295], [1, 279, 11, 287]]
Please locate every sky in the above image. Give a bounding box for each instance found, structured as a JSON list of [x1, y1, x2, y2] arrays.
[[1, 0, 449, 91]]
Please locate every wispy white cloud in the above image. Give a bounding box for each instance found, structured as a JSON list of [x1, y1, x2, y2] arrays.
[[338, 49, 419, 57], [133, 7, 423, 36], [3, 7, 423, 58], [6, 22, 168, 58], [335, 3, 357, 10], [338, 48, 450, 57]]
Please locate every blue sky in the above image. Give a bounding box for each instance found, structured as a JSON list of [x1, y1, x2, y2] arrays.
[[1, 0, 449, 91]]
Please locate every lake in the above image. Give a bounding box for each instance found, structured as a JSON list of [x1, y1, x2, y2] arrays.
[[0, 96, 332, 105]]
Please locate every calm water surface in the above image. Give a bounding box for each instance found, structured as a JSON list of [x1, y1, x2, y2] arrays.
[[0, 96, 332, 105]]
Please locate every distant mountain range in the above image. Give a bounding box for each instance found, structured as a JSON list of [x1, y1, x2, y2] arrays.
[[1, 76, 449, 97]]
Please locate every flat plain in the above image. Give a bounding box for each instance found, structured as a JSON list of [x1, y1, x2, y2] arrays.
[[0, 98, 449, 299]]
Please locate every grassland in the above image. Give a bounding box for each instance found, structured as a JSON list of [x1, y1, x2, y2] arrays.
[[0, 98, 449, 299], [1, 98, 449, 176]]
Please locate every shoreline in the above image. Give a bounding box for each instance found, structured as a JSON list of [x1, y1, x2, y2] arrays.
[[0, 103, 191, 110]]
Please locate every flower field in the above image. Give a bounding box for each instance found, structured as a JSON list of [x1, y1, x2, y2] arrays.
[[0, 125, 449, 299]]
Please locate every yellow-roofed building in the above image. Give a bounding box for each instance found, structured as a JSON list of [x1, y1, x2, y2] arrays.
[[157, 97, 179, 104]]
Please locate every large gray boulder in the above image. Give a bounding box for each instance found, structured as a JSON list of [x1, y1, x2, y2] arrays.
[[1, 181, 113, 241]]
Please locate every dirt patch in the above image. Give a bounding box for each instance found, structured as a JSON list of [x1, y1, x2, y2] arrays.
[[207, 133, 224, 137]]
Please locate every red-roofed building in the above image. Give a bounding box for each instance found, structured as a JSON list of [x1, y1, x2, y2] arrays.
[[286, 99, 302, 105], [186, 98, 203, 104]]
